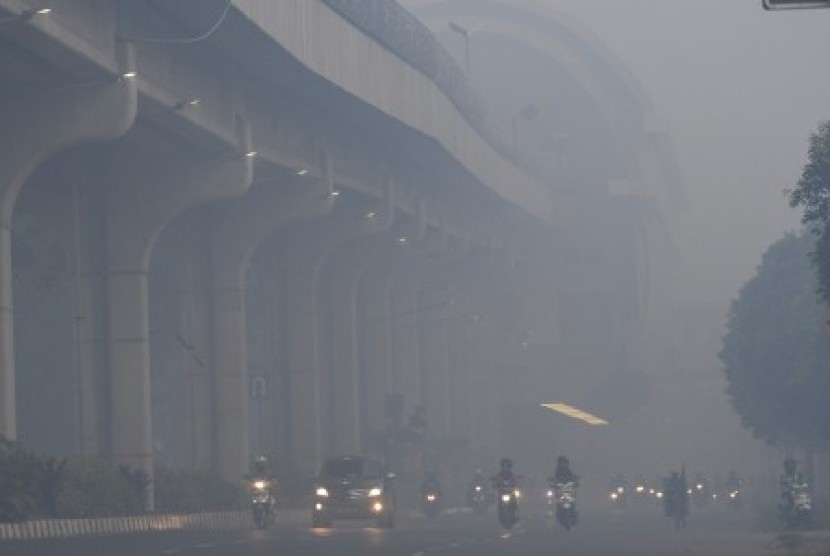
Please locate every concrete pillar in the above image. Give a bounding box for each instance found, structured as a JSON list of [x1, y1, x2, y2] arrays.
[[0, 49, 137, 440], [159, 216, 215, 470], [282, 202, 387, 472], [209, 177, 333, 481], [105, 122, 253, 508], [388, 228, 451, 437], [322, 197, 393, 455], [356, 221, 421, 437]]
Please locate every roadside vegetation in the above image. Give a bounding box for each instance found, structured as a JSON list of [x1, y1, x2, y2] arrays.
[[0, 439, 245, 523]]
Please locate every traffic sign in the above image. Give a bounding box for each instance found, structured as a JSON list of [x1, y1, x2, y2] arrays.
[[763, 0, 830, 9], [250, 375, 269, 400]]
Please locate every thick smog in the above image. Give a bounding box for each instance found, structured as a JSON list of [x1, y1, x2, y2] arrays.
[[2, 1, 830, 555]]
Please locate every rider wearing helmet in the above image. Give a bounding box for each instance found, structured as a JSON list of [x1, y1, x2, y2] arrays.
[[553, 456, 579, 485], [492, 457, 519, 488]]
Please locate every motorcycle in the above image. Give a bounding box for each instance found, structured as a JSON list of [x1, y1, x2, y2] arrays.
[[554, 481, 579, 531], [422, 489, 442, 518], [249, 478, 276, 530], [726, 487, 743, 509], [781, 483, 812, 529], [691, 476, 710, 509], [496, 478, 520, 530], [468, 482, 490, 515]]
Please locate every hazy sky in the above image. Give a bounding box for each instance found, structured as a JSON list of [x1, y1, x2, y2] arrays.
[[532, 0, 830, 306]]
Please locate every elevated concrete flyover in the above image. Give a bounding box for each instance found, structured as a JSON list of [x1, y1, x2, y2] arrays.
[[0, 0, 554, 508]]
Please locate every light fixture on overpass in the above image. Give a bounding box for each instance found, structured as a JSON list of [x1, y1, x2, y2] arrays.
[[120, 71, 137, 81], [762, 0, 830, 8], [327, 189, 340, 198], [174, 97, 201, 110], [398, 236, 409, 244], [296, 169, 309, 176], [541, 403, 610, 426], [365, 211, 377, 219], [244, 150, 258, 158], [0, 7, 51, 23]]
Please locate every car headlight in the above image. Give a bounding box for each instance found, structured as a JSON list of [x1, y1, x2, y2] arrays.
[[610, 492, 618, 500], [547, 490, 554, 497], [253, 481, 267, 490], [514, 490, 522, 498], [696, 484, 703, 490], [369, 487, 382, 497], [636, 486, 644, 493], [656, 492, 664, 499], [501, 494, 511, 503], [617, 487, 624, 494], [316, 487, 329, 497]]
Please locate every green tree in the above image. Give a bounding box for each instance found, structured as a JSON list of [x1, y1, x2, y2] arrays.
[[788, 120, 830, 304], [720, 232, 830, 451]]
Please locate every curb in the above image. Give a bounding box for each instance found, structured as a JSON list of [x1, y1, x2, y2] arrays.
[[0, 510, 311, 541]]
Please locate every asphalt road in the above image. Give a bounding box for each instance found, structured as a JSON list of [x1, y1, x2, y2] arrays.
[[6, 506, 830, 556]]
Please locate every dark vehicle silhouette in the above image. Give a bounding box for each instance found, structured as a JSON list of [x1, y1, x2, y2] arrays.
[[312, 455, 396, 528]]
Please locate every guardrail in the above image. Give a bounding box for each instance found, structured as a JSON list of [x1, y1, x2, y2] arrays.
[[322, 0, 518, 164], [0, 509, 310, 541]]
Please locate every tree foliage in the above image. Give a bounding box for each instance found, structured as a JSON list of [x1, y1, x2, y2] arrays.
[[720, 232, 830, 451], [789, 120, 830, 304]]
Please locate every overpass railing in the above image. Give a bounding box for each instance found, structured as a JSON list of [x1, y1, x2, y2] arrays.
[[322, 0, 518, 164]]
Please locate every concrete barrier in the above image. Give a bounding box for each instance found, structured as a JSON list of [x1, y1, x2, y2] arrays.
[[0, 510, 276, 541]]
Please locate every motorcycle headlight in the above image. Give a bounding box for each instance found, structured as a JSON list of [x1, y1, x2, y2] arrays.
[[547, 490, 554, 497], [729, 492, 737, 499], [636, 486, 644, 493], [253, 480, 267, 490], [427, 493, 436, 501], [656, 492, 664, 499], [501, 494, 511, 503], [475, 486, 482, 492], [610, 492, 618, 500], [617, 487, 624, 494], [316, 487, 329, 497], [514, 490, 522, 498], [369, 487, 382, 497], [696, 484, 703, 490]]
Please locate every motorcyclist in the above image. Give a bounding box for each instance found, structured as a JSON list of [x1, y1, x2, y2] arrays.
[[421, 470, 443, 496], [492, 457, 519, 489], [467, 468, 490, 505], [552, 456, 579, 486], [662, 470, 689, 525], [247, 455, 277, 528]]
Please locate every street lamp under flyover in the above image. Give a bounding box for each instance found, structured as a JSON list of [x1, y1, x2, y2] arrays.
[[448, 20, 470, 72]]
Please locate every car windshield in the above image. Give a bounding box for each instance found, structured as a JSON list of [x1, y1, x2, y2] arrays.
[[321, 458, 369, 480]]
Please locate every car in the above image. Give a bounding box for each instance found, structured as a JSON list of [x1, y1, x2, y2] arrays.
[[312, 455, 396, 528]]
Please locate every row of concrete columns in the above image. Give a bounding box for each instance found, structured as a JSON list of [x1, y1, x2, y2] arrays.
[[0, 54, 512, 514]]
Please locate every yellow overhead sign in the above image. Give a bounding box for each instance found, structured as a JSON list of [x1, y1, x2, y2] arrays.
[[541, 403, 609, 426]]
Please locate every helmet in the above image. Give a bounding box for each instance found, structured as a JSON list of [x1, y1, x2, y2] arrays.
[[784, 457, 797, 474], [557, 456, 569, 467], [500, 457, 513, 473]]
